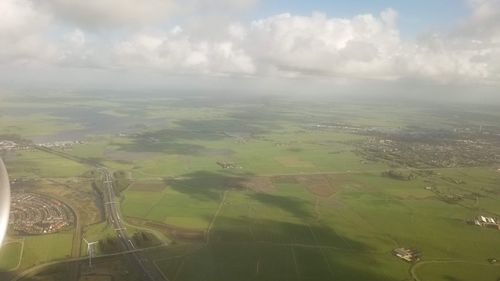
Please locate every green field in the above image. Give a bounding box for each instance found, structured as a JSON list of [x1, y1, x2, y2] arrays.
[[19, 231, 73, 270], [0, 241, 23, 271], [414, 261, 500, 281], [1, 95, 500, 280]]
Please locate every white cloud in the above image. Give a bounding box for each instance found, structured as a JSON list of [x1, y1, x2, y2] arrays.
[[188, 0, 258, 12], [243, 11, 402, 79], [405, 0, 500, 83], [112, 32, 255, 75], [1, 1, 500, 85], [466, 0, 500, 38], [57, 29, 99, 67], [0, 0, 54, 63], [34, 0, 258, 30], [35, 0, 177, 29]]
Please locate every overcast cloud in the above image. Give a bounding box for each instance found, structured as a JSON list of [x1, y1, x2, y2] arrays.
[[1, 0, 500, 91]]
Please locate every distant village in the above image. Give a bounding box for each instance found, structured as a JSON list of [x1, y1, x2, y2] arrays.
[[0, 140, 30, 151], [36, 140, 85, 149], [310, 123, 500, 167], [0, 139, 84, 151]]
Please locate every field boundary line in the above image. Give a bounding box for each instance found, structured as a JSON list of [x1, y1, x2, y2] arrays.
[[153, 256, 186, 281], [173, 259, 186, 281], [153, 260, 171, 281], [3, 239, 25, 271], [206, 190, 228, 243], [290, 246, 301, 280], [307, 224, 335, 279], [13, 239, 25, 271]]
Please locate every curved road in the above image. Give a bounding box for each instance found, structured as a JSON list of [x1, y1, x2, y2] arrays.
[[410, 259, 500, 281]]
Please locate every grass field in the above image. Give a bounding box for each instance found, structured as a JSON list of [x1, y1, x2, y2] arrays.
[[2, 95, 500, 280], [129, 167, 500, 280], [4, 149, 88, 178], [19, 231, 73, 270], [0, 241, 23, 271], [414, 261, 500, 281]]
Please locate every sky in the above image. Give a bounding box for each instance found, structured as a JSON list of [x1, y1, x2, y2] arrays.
[[0, 0, 499, 95], [252, 0, 469, 36]]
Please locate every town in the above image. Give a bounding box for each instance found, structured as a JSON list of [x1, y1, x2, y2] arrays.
[[8, 192, 75, 235]]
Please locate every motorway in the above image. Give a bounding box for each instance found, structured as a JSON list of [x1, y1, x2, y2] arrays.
[[100, 168, 166, 281]]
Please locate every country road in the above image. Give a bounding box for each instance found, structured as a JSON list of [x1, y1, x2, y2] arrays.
[[409, 259, 500, 281]]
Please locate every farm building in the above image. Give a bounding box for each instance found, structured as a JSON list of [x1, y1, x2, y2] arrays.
[[474, 216, 499, 229], [392, 248, 419, 262]]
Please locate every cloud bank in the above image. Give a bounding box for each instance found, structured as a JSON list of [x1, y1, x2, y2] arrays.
[[1, 0, 500, 88]]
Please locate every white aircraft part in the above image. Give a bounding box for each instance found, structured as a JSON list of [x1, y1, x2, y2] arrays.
[[0, 158, 11, 247]]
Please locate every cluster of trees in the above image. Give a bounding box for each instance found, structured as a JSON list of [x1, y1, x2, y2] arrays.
[[382, 170, 416, 181], [113, 170, 132, 194], [99, 236, 123, 253], [98, 231, 159, 254], [131, 231, 160, 248]]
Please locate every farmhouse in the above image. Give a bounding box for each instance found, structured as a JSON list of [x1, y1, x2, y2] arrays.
[[392, 248, 419, 262], [216, 161, 238, 169], [474, 216, 499, 229]]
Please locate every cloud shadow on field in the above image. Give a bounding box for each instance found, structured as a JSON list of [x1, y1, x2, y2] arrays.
[[156, 216, 402, 281], [164, 171, 248, 201], [249, 193, 312, 219], [2, 217, 403, 281], [117, 127, 218, 156]]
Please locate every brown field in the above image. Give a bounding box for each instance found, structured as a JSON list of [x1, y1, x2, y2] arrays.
[[242, 177, 274, 193], [270, 175, 299, 184], [297, 174, 342, 197]]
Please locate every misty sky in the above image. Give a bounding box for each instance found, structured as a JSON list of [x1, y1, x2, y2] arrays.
[[1, 0, 499, 94]]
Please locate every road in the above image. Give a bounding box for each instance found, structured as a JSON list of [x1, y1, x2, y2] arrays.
[[409, 259, 500, 281], [99, 167, 166, 281], [7, 244, 168, 281]]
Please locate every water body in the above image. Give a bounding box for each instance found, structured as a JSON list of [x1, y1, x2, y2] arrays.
[[2, 105, 166, 143]]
